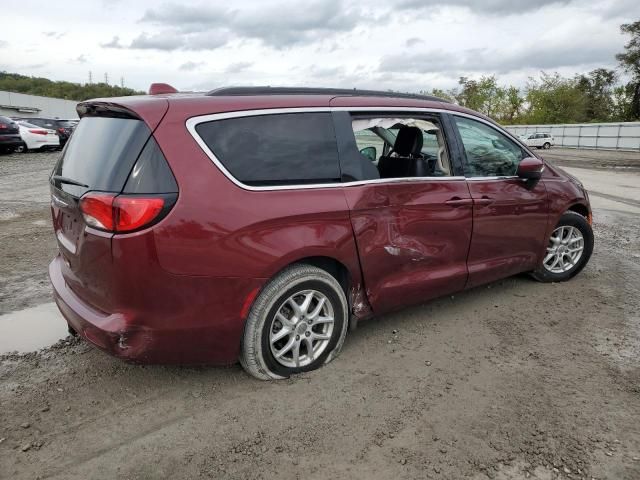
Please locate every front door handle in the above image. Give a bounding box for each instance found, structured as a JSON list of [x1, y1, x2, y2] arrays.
[[445, 197, 473, 207], [475, 196, 494, 206]]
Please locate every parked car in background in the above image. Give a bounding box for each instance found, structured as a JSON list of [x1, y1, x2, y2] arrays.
[[15, 121, 60, 152], [522, 132, 554, 149], [0, 115, 23, 154], [49, 85, 593, 380], [12, 117, 75, 147]]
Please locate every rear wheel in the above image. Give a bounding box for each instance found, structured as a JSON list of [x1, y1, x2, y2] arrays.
[[240, 264, 348, 380], [543, 142, 551, 149], [532, 211, 593, 282]]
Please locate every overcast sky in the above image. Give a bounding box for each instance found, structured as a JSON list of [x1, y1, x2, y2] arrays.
[[1, 0, 639, 93]]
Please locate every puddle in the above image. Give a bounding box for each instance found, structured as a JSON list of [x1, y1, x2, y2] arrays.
[[0, 303, 68, 354]]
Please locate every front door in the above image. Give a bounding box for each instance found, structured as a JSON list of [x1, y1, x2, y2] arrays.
[[451, 115, 549, 288]]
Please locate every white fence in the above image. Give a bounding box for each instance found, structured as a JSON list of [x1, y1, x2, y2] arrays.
[[504, 122, 640, 151], [0, 91, 79, 119]]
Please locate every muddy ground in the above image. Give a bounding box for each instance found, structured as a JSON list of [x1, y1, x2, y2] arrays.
[[0, 148, 639, 479]]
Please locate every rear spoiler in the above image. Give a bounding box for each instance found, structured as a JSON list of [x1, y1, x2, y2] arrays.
[[76, 98, 169, 131]]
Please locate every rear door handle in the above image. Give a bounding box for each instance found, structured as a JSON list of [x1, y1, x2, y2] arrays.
[[445, 197, 473, 207], [475, 196, 494, 206]]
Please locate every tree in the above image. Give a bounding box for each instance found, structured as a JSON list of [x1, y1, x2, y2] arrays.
[[575, 68, 617, 121], [616, 20, 640, 120], [524, 72, 587, 124], [503, 86, 524, 123]]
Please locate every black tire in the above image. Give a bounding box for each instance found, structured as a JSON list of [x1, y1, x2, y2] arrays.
[[14, 143, 27, 154], [543, 142, 551, 149], [240, 264, 349, 380], [532, 211, 593, 282]]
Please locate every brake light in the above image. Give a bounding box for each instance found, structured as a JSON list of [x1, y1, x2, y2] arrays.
[[80, 193, 115, 230], [29, 129, 49, 135], [115, 196, 164, 232], [0, 124, 7, 129], [80, 193, 166, 233]]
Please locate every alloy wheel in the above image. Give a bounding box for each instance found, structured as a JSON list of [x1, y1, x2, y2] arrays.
[[543, 225, 584, 274], [269, 289, 334, 368]]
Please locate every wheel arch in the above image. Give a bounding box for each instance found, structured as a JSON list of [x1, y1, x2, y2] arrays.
[[567, 202, 592, 224]]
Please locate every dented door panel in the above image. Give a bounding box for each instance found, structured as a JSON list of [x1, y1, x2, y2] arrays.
[[344, 179, 473, 314]]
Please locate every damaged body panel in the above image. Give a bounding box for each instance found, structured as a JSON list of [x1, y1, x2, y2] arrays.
[[343, 179, 473, 314]]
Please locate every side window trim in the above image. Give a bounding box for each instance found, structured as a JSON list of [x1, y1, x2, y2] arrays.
[[450, 113, 529, 179], [343, 111, 460, 180], [186, 107, 534, 191]]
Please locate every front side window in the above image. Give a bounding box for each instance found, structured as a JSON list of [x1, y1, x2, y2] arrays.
[[454, 116, 525, 178], [195, 113, 340, 186], [351, 116, 452, 178]]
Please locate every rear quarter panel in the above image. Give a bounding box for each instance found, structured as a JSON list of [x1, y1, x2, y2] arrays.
[[149, 101, 363, 288]]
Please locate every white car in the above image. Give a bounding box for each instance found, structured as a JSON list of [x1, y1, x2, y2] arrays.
[[522, 132, 554, 149], [15, 121, 60, 152]]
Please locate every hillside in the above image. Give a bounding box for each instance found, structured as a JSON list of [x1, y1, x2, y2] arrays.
[[0, 72, 144, 101]]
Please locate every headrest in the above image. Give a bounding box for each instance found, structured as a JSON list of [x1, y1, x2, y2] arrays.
[[394, 126, 423, 157]]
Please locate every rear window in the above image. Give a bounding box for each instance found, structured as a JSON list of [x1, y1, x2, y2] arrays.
[[52, 117, 151, 196], [195, 112, 340, 186]]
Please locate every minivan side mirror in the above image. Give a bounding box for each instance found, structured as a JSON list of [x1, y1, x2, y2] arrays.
[[359, 146, 377, 161], [517, 157, 544, 180]]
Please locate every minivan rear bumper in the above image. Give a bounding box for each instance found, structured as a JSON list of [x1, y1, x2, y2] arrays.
[[49, 255, 264, 365]]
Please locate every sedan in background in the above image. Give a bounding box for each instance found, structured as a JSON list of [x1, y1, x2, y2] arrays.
[[0, 115, 23, 153], [12, 117, 75, 147], [16, 121, 60, 152]]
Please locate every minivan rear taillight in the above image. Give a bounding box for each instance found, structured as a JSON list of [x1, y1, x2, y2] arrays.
[[80, 193, 172, 233]]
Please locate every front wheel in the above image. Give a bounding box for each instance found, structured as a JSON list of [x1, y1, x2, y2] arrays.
[[15, 143, 27, 153], [240, 264, 349, 380], [532, 211, 594, 282]]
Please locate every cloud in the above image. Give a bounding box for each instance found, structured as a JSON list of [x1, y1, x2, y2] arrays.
[[130, 32, 180, 50], [405, 37, 424, 47], [396, 0, 575, 15], [69, 54, 88, 64], [179, 61, 204, 71], [379, 40, 621, 75], [0, 40, 8, 48], [100, 36, 124, 48], [103, 31, 229, 51], [224, 62, 252, 74], [133, 0, 365, 50], [43, 31, 66, 39]]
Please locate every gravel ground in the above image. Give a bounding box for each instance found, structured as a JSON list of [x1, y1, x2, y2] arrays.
[[0, 149, 639, 479]]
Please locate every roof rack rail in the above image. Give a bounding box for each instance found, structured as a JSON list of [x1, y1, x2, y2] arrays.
[[205, 86, 449, 103]]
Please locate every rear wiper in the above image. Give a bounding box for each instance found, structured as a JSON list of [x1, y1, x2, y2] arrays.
[[51, 175, 88, 188]]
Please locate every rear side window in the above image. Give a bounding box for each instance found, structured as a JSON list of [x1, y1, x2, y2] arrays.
[[195, 113, 340, 186], [52, 117, 151, 196]]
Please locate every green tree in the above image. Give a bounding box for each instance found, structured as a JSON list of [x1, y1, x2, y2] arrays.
[[524, 72, 587, 124], [616, 20, 640, 120], [575, 68, 617, 121]]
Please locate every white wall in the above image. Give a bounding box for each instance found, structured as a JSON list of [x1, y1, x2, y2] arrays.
[[0, 91, 78, 119], [505, 122, 640, 151]]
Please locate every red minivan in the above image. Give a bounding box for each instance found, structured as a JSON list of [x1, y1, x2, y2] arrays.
[[49, 86, 593, 379]]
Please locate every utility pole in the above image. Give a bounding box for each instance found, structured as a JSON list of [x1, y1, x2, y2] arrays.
[[88, 71, 92, 84], [120, 77, 124, 88], [104, 72, 109, 85]]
